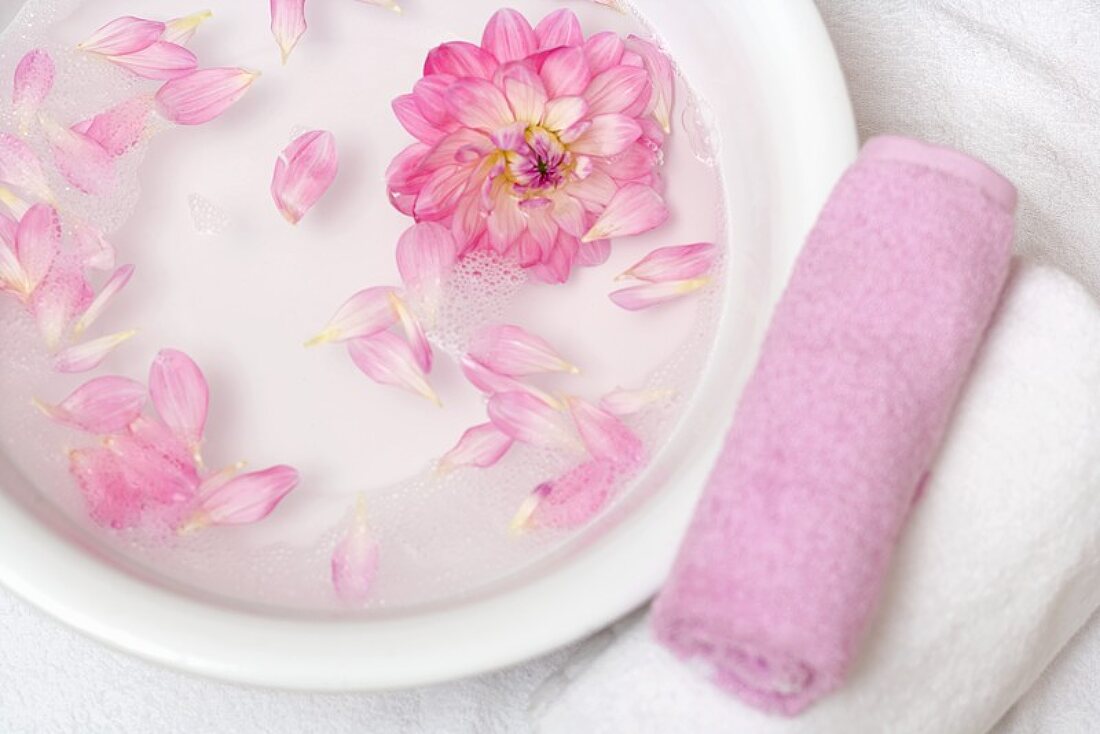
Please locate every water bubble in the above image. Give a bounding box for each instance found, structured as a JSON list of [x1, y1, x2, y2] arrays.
[[187, 193, 231, 236]]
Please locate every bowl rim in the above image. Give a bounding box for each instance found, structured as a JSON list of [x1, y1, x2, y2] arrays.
[[0, 0, 858, 691]]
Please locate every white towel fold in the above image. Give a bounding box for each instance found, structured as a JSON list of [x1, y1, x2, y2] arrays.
[[537, 263, 1100, 734]]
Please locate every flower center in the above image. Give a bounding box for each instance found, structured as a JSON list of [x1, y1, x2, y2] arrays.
[[508, 127, 571, 195]]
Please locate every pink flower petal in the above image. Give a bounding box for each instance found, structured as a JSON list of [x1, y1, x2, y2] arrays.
[[412, 75, 457, 127], [74, 97, 153, 158], [583, 32, 625, 75], [163, 10, 214, 45], [439, 423, 514, 473], [542, 96, 588, 133], [584, 66, 651, 116], [271, 129, 338, 225], [348, 331, 440, 405], [487, 391, 577, 450], [108, 42, 198, 80], [487, 191, 525, 252], [424, 41, 499, 80], [40, 116, 116, 196], [540, 46, 591, 98], [459, 355, 562, 408], [149, 348, 209, 458], [31, 263, 93, 350], [413, 165, 468, 221], [14, 202, 60, 292], [155, 67, 259, 126], [582, 183, 668, 242], [567, 396, 645, 469], [396, 221, 457, 297], [389, 292, 432, 373], [535, 9, 583, 50], [331, 495, 381, 603], [79, 16, 165, 56], [504, 77, 548, 125], [529, 231, 579, 284], [306, 286, 398, 346], [187, 465, 299, 529], [569, 113, 642, 157], [270, 0, 307, 64], [0, 240, 28, 297], [470, 323, 577, 377], [36, 375, 146, 434], [511, 459, 616, 532], [482, 9, 538, 64], [73, 264, 134, 336], [13, 50, 55, 127], [108, 416, 201, 516], [69, 447, 143, 529], [577, 238, 611, 268], [627, 35, 675, 134], [446, 78, 515, 133], [0, 133, 51, 200], [0, 186, 30, 220], [393, 94, 450, 144], [619, 242, 717, 282], [599, 387, 673, 416], [55, 330, 137, 373], [609, 277, 710, 311]]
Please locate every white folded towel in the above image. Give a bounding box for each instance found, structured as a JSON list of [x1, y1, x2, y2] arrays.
[[537, 263, 1100, 734]]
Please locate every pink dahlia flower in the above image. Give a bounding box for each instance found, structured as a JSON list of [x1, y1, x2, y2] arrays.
[[387, 8, 672, 284]]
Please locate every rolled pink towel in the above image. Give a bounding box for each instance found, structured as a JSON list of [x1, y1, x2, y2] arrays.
[[652, 136, 1017, 715]]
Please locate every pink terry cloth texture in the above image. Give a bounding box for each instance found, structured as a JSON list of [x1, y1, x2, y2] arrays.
[[651, 135, 1018, 716]]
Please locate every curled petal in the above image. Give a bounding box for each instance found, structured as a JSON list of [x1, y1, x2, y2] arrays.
[[599, 387, 674, 416], [424, 41, 499, 80], [272, 129, 338, 224], [439, 423, 514, 473], [446, 78, 515, 133], [13, 50, 55, 127], [36, 375, 146, 434], [390, 292, 432, 373], [482, 9, 538, 64], [271, 0, 307, 64], [74, 97, 153, 158], [306, 286, 398, 346], [163, 10, 214, 45], [149, 348, 209, 456], [627, 35, 675, 133], [535, 9, 583, 50], [568, 396, 645, 469], [331, 495, 381, 603], [395, 221, 456, 294], [348, 331, 440, 405], [15, 202, 61, 292], [570, 113, 642, 157], [470, 323, 577, 377], [55, 330, 137, 373], [40, 116, 116, 196], [186, 466, 299, 530], [73, 264, 134, 336], [609, 277, 710, 311], [459, 355, 561, 408], [619, 242, 717, 282], [511, 460, 616, 532], [32, 263, 93, 350], [584, 66, 651, 116], [79, 16, 165, 56], [582, 183, 668, 242], [0, 133, 51, 200], [487, 391, 576, 450], [155, 67, 259, 126], [108, 42, 197, 80], [540, 47, 590, 98]]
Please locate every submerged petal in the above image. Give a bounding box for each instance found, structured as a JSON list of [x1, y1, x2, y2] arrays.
[[439, 423, 514, 473], [31, 263, 93, 350], [599, 387, 673, 416], [74, 97, 153, 158], [459, 355, 562, 408], [40, 116, 116, 196], [14, 202, 61, 292], [108, 42, 198, 80], [348, 331, 440, 405], [609, 277, 710, 311], [469, 324, 577, 377], [331, 495, 381, 603], [511, 459, 617, 532], [271, 129, 338, 224], [13, 50, 55, 127], [69, 447, 143, 529], [306, 286, 398, 346], [149, 348, 209, 457], [163, 10, 214, 45], [36, 375, 146, 434], [72, 264, 134, 336], [582, 183, 668, 242], [618, 242, 717, 282], [270, 0, 307, 64], [55, 330, 137, 373], [0, 133, 52, 201], [188, 465, 299, 529], [567, 396, 645, 469], [78, 16, 164, 56], [155, 67, 259, 126], [487, 391, 576, 450]]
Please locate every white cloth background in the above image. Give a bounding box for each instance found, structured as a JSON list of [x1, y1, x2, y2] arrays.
[[2, 1, 1099, 732]]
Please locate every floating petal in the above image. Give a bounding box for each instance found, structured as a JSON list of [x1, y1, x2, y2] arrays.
[[40, 116, 116, 196], [271, 129, 338, 224], [511, 459, 616, 532], [469, 323, 577, 377], [487, 391, 576, 450], [14, 202, 60, 292], [186, 465, 299, 530], [155, 67, 259, 126], [31, 263, 92, 350], [0, 133, 51, 200], [55, 330, 137, 373], [163, 10, 214, 45], [0, 240, 28, 297], [149, 348, 209, 458], [439, 423, 514, 473], [73, 264, 134, 336], [348, 331, 440, 405], [13, 50, 55, 128], [609, 277, 709, 311], [108, 42, 197, 80], [390, 292, 432, 373], [36, 375, 146, 434], [459, 355, 562, 409], [270, 0, 307, 64], [627, 35, 675, 133], [618, 242, 717, 282], [78, 16, 165, 56], [567, 396, 645, 469], [482, 9, 538, 64], [69, 447, 142, 529], [599, 387, 673, 416], [395, 221, 457, 296], [582, 183, 668, 242], [73, 97, 152, 158], [331, 495, 381, 604], [306, 286, 397, 346]]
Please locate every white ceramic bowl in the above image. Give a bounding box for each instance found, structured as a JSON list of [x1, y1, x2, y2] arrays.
[[0, 0, 856, 689]]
